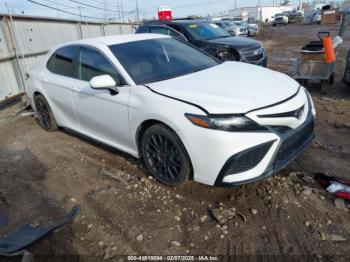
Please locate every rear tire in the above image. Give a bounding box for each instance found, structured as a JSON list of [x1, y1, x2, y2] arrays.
[[140, 124, 192, 186], [34, 94, 58, 132], [329, 73, 335, 85]]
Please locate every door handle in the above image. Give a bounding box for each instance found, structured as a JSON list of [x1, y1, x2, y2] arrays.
[[72, 86, 81, 92], [42, 78, 50, 84]]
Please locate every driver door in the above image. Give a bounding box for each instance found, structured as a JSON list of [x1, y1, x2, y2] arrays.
[[72, 45, 132, 152]]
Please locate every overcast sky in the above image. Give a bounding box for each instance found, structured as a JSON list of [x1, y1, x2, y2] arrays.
[[0, 0, 337, 21]]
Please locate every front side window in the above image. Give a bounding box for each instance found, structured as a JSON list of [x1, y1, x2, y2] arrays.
[[109, 38, 219, 85], [78, 46, 125, 85], [47, 46, 79, 78]]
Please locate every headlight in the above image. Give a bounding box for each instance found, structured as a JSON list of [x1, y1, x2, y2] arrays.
[[185, 113, 267, 131], [217, 50, 231, 59]]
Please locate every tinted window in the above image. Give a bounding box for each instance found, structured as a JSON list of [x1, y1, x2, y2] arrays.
[[185, 23, 230, 41], [109, 38, 219, 85], [78, 46, 125, 85], [149, 26, 183, 38], [136, 25, 149, 33], [47, 46, 79, 78], [168, 24, 191, 39], [149, 26, 169, 35]]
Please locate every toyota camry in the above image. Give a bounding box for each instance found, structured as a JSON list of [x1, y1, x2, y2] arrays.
[[27, 34, 316, 186]]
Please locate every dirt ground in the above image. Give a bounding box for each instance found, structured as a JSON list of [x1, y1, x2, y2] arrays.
[[0, 24, 350, 260]]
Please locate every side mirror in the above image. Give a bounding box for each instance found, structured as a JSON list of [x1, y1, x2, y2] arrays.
[[90, 75, 119, 95]]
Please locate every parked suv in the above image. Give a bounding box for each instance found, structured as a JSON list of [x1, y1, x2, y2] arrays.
[[136, 20, 267, 67], [272, 13, 289, 26]]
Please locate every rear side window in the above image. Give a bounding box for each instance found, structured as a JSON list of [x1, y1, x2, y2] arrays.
[[78, 46, 125, 85], [136, 25, 149, 33], [46, 46, 79, 78]]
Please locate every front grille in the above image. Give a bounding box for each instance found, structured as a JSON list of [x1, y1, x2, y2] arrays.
[[245, 52, 264, 62], [275, 119, 314, 166], [258, 105, 305, 119], [241, 47, 265, 62], [221, 141, 274, 176], [270, 126, 292, 134]]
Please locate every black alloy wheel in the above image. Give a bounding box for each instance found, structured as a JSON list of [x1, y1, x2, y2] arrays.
[[141, 124, 192, 186], [34, 94, 58, 131]]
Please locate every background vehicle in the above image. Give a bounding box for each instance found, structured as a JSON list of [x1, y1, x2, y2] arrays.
[[272, 13, 289, 26], [211, 16, 241, 22], [312, 11, 322, 24], [136, 20, 267, 66], [27, 34, 315, 187], [233, 21, 259, 36], [214, 21, 248, 36]]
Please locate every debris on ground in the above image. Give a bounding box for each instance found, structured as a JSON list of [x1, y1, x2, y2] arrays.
[[315, 173, 350, 200], [210, 204, 236, 225], [0, 205, 80, 257], [327, 234, 347, 242], [19, 111, 36, 117], [99, 168, 130, 188], [334, 198, 349, 212]]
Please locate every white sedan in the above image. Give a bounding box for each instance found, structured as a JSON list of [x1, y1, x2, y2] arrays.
[[27, 34, 316, 186]]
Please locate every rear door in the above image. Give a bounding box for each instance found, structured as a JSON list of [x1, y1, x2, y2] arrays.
[[44, 46, 80, 129], [72, 45, 132, 152]]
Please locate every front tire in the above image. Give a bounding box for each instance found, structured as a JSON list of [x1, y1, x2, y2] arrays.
[[34, 94, 58, 131], [140, 124, 192, 186]]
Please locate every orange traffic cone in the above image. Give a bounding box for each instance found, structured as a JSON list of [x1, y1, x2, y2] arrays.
[[323, 36, 336, 63]]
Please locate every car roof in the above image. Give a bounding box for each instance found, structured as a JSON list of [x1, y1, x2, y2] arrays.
[[146, 19, 210, 25], [62, 33, 169, 47]]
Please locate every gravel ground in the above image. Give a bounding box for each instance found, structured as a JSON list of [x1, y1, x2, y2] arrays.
[[0, 23, 349, 260]]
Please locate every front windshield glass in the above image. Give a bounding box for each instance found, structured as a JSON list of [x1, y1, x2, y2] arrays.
[[109, 38, 219, 85], [223, 21, 234, 26], [185, 23, 231, 41]]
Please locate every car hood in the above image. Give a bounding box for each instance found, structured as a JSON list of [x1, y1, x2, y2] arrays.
[[146, 62, 299, 114], [206, 36, 260, 50]]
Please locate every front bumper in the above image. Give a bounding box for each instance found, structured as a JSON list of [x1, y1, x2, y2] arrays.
[[240, 47, 268, 67], [215, 112, 315, 186], [248, 29, 258, 36], [178, 88, 315, 186]]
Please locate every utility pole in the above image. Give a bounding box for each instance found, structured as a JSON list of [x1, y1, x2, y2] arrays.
[[234, 0, 237, 9], [117, 2, 121, 22], [54, 0, 60, 18], [136, 0, 140, 22], [104, 0, 107, 23], [78, 6, 82, 23], [121, 1, 125, 23]]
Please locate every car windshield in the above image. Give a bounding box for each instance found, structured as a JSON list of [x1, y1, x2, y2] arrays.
[[223, 21, 234, 26], [109, 38, 219, 85], [185, 22, 231, 41]]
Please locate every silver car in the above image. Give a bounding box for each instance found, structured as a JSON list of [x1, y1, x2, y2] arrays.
[[214, 21, 248, 36], [233, 21, 259, 36]]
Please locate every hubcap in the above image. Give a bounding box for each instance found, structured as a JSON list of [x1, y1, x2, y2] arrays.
[[144, 134, 182, 182], [36, 99, 51, 129]]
